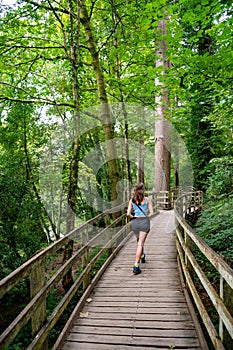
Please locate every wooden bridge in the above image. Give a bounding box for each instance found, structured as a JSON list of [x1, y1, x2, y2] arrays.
[[0, 191, 233, 350], [58, 210, 207, 350]]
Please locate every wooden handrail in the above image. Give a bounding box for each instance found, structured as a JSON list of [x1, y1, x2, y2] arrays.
[[0, 195, 158, 349], [174, 192, 233, 350], [0, 201, 128, 299], [154, 186, 194, 210]]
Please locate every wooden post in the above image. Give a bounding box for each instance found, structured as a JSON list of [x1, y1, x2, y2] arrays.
[[104, 213, 112, 257], [219, 276, 224, 341], [62, 240, 74, 292], [152, 192, 158, 213], [183, 195, 186, 219], [184, 194, 194, 286], [222, 279, 233, 348], [82, 227, 90, 291], [30, 260, 48, 350]]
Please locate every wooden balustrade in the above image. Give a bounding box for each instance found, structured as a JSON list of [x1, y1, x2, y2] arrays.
[[0, 195, 158, 350], [0, 203, 128, 350], [174, 191, 233, 350]]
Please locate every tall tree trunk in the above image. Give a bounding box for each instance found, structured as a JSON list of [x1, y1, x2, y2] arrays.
[[155, 19, 171, 194], [63, 0, 81, 291], [112, 7, 132, 197], [66, 0, 81, 233], [138, 132, 144, 184], [174, 141, 179, 188], [80, 0, 119, 203]]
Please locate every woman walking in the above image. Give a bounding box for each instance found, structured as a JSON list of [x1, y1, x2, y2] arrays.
[[127, 183, 154, 275]]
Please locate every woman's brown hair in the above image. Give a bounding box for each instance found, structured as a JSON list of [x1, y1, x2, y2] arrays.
[[132, 183, 145, 204]]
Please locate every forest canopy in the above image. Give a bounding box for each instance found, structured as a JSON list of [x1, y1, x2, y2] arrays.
[[0, 0, 232, 277]]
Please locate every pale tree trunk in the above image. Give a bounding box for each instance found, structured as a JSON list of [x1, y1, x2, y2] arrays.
[[80, 0, 119, 203], [174, 141, 179, 188], [155, 19, 171, 194], [138, 132, 144, 184]]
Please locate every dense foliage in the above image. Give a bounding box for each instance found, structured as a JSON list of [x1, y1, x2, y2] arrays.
[[195, 159, 233, 261], [0, 0, 232, 275]]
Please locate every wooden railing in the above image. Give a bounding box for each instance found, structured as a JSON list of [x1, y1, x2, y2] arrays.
[[155, 186, 194, 209], [174, 191, 233, 350], [0, 194, 158, 350]]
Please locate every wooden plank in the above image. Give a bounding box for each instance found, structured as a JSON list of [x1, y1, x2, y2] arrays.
[[75, 312, 192, 321], [62, 343, 201, 350], [66, 333, 201, 347], [81, 306, 190, 315], [98, 275, 181, 282], [81, 301, 187, 308], [90, 290, 185, 298], [92, 285, 183, 291], [71, 325, 198, 338], [84, 296, 188, 303], [74, 318, 197, 329], [97, 281, 181, 287]]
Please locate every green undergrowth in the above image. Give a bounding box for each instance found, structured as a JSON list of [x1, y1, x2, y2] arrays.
[[195, 194, 233, 262]]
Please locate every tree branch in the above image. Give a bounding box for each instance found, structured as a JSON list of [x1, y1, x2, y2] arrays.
[[1, 45, 64, 55], [23, 0, 71, 16], [0, 95, 75, 108]]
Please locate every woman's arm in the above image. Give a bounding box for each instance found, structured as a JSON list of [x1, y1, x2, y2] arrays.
[[127, 200, 134, 218]]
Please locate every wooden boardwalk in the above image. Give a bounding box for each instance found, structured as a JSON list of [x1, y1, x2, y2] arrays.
[[60, 210, 207, 350]]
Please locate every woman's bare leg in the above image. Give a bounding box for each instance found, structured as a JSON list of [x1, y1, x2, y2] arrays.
[[135, 232, 148, 264]]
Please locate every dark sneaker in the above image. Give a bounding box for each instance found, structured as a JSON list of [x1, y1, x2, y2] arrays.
[[133, 265, 141, 275], [141, 254, 146, 263]]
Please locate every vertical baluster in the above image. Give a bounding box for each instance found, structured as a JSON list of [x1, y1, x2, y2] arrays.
[[82, 226, 90, 291], [30, 260, 48, 350], [219, 276, 224, 341], [222, 277, 233, 348]]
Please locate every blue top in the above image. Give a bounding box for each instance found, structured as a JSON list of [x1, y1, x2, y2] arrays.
[[132, 197, 148, 217]]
